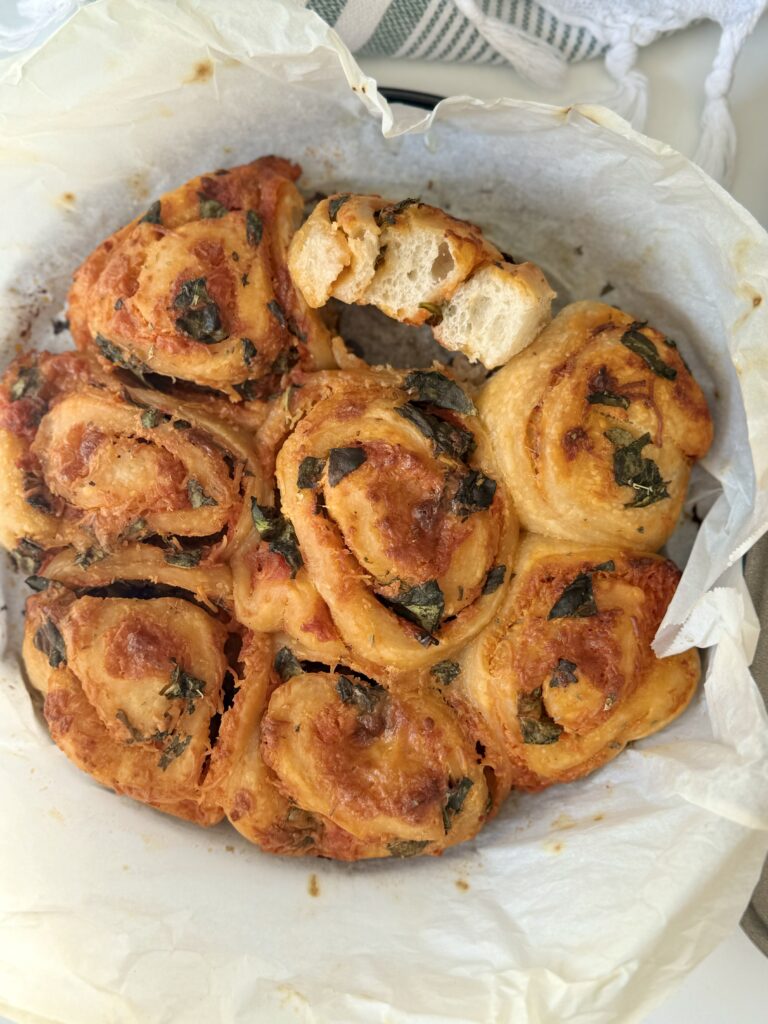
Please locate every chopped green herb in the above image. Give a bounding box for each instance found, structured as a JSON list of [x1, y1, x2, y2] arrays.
[[328, 194, 351, 222], [549, 658, 578, 688], [274, 646, 302, 682], [187, 478, 217, 508], [482, 565, 506, 596], [418, 302, 443, 324], [390, 579, 444, 634], [518, 687, 562, 744], [241, 272, 249, 287], [388, 839, 429, 858], [271, 347, 299, 376], [246, 210, 263, 246], [164, 548, 202, 568], [297, 456, 325, 490], [173, 278, 228, 344], [122, 517, 148, 540], [452, 470, 496, 516], [336, 675, 384, 714], [139, 200, 162, 225], [327, 447, 366, 486], [114, 298, 124, 311], [375, 197, 418, 227], [241, 337, 257, 366], [74, 547, 108, 570], [404, 370, 475, 415], [250, 499, 303, 577], [115, 709, 146, 743], [396, 403, 475, 461], [198, 192, 228, 219], [442, 776, 473, 832], [161, 662, 206, 715], [94, 334, 149, 379], [158, 733, 192, 770], [140, 407, 162, 429], [431, 660, 460, 686], [620, 326, 677, 380], [33, 618, 66, 669], [587, 390, 630, 410], [173, 419, 191, 430], [267, 300, 287, 328], [11, 538, 44, 575], [605, 429, 670, 508], [10, 366, 41, 402], [548, 572, 597, 620], [24, 575, 50, 592]]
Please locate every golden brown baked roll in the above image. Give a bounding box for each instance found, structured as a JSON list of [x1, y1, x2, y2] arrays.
[[25, 583, 229, 824], [0, 351, 259, 561], [461, 533, 701, 790], [287, 193, 554, 367], [478, 301, 713, 550], [68, 157, 336, 402], [234, 365, 518, 670]]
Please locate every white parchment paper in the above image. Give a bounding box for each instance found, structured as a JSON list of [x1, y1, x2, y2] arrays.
[[1, 2, 767, 1022]]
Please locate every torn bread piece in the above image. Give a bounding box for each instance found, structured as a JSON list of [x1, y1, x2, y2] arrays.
[[287, 193, 555, 367]]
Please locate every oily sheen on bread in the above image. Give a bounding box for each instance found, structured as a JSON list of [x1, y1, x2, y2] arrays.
[[0, 157, 712, 862], [287, 193, 554, 368]]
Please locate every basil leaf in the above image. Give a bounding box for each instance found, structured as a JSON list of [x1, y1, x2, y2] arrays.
[[605, 430, 670, 509], [549, 658, 578, 688], [173, 278, 228, 344], [140, 407, 162, 429], [336, 675, 384, 714], [396, 403, 475, 461], [25, 575, 50, 592], [33, 618, 66, 669], [375, 197, 418, 227], [452, 470, 496, 516], [198, 192, 228, 219], [115, 708, 146, 743], [548, 573, 598, 619], [482, 565, 506, 596], [267, 300, 287, 328], [164, 548, 202, 568], [274, 646, 302, 682], [328, 194, 351, 222], [122, 517, 148, 540], [620, 327, 677, 380], [388, 840, 429, 858], [327, 447, 366, 487], [94, 334, 150, 379], [404, 370, 475, 414], [10, 366, 41, 402], [297, 456, 325, 490], [250, 499, 303, 577], [418, 302, 443, 324], [246, 210, 263, 246], [390, 579, 444, 634], [187, 478, 217, 508], [139, 200, 162, 225], [74, 547, 108, 570], [241, 337, 257, 366], [518, 687, 563, 744], [158, 733, 191, 771], [161, 662, 206, 715], [587, 390, 630, 409], [11, 538, 44, 575], [430, 660, 460, 686], [442, 776, 473, 832]]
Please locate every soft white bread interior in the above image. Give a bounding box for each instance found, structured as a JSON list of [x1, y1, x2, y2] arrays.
[[287, 194, 555, 368]]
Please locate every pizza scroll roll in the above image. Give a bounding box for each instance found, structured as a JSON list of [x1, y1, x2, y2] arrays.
[[25, 583, 231, 824], [461, 534, 701, 790], [247, 366, 518, 670], [68, 157, 336, 403], [478, 301, 713, 550]]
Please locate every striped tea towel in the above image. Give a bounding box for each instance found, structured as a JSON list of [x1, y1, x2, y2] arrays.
[[305, 0, 767, 184]]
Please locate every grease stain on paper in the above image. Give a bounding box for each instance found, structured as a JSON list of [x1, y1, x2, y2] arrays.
[[455, 878, 470, 892], [185, 60, 213, 84], [308, 873, 320, 898]]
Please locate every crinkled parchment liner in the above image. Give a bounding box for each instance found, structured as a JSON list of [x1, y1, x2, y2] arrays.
[[0, 2, 767, 1023]]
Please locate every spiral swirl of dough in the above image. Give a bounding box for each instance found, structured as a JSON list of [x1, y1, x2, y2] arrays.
[[461, 534, 701, 790], [478, 301, 713, 549]]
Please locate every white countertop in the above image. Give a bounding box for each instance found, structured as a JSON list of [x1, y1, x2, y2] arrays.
[[359, 16, 768, 1024]]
